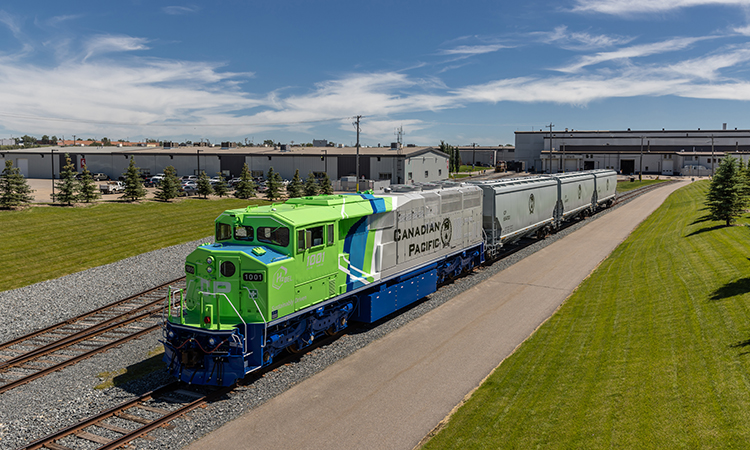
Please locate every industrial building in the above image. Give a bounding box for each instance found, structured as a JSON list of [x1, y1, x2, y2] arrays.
[[0, 144, 449, 185], [515, 128, 750, 176]]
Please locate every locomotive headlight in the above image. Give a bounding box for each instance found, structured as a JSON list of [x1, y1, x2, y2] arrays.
[[168, 331, 174, 338], [208, 337, 216, 346], [206, 256, 214, 265], [206, 266, 213, 274]]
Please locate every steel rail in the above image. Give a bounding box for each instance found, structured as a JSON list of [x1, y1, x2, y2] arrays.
[[0, 322, 160, 394], [0, 276, 185, 352]]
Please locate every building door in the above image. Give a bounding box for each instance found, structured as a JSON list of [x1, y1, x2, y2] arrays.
[[621, 160, 635, 175], [584, 161, 594, 170], [16, 158, 28, 177]]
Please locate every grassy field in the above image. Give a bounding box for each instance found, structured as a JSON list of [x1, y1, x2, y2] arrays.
[[0, 198, 264, 291], [423, 180, 750, 449], [616, 178, 666, 193]]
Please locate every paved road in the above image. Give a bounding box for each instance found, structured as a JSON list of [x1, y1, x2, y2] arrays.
[[186, 181, 687, 450]]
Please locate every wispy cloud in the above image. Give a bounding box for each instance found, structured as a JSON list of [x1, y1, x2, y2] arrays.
[[555, 36, 710, 72], [162, 6, 200, 15], [572, 0, 750, 15], [439, 44, 509, 56], [83, 35, 150, 61], [533, 26, 635, 50]]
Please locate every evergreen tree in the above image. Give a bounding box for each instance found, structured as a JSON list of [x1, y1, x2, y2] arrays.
[[155, 166, 180, 201], [55, 153, 78, 205], [234, 163, 256, 199], [77, 164, 100, 203], [0, 160, 34, 208], [265, 167, 282, 201], [304, 172, 319, 196], [452, 145, 461, 173], [197, 171, 213, 198], [319, 172, 334, 195], [213, 172, 228, 198], [705, 156, 747, 226], [120, 157, 147, 201], [287, 169, 303, 198]]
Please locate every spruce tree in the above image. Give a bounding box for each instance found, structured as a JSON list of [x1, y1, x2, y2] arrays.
[[265, 167, 281, 201], [155, 166, 180, 201], [55, 153, 78, 205], [234, 163, 256, 199], [287, 169, 303, 198], [120, 157, 147, 201], [0, 160, 34, 208], [319, 172, 334, 195], [304, 172, 319, 196], [77, 164, 100, 203], [705, 156, 747, 226], [213, 172, 228, 197], [197, 171, 213, 198]]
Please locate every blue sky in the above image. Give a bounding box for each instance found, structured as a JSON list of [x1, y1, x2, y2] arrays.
[[2, 0, 750, 147]]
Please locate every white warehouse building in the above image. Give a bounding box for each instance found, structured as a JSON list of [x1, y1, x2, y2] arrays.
[[515, 128, 750, 176]]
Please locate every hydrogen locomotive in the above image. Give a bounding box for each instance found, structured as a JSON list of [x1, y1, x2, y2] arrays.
[[162, 169, 617, 386]]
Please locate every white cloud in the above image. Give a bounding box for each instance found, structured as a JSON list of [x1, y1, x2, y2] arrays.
[[555, 36, 710, 72], [162, 6, 199, 15], [572, 0, 750, 15], [83, 35, 150, 61], [439, 44, 508, 56], [534, 26, 635, 50]]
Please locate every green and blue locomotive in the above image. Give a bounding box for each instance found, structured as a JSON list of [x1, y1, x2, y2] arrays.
[[163, 186, 485, 386]]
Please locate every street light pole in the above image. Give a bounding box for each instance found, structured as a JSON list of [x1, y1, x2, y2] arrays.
[[547, 123, 554, 173], [197, 149, 202, 175], [51, 148, 57, 202], [354, 115, 361, 192]]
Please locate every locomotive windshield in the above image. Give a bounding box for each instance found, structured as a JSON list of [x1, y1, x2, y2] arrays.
[[216, 223, 232, 241], [257, 226, 290, 247], [235, 226, 254, 241]]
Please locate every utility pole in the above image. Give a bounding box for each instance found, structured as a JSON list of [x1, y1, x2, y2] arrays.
[[354, 115, 361, 192], [711, 135, 715, 177], [639, 136, 644, 181], [547, 123, 554, 173]]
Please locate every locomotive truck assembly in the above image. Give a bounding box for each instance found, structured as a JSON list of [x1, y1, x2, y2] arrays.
[[162, 169, 617, 386]]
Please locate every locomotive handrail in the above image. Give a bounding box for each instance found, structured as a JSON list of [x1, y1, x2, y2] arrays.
[[166, 287, 185, 324], [243, 287, 268, 350], [199, 291, 248, 354]]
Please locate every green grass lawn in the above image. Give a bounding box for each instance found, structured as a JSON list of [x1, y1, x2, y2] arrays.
[[423, 181, 750, 449], [0, 198, 264, 291], [617, 178, 666, 193]]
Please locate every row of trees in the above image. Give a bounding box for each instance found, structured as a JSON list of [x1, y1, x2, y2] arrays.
[[439, 141, 462, 173]]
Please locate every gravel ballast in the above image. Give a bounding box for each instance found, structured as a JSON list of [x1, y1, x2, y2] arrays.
[[0, 197, 635, 450]]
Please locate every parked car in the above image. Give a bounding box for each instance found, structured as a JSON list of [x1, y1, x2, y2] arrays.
[[179, 184, 198, 196], [181, 175, 198, 182], [92, 173, 108, 181]]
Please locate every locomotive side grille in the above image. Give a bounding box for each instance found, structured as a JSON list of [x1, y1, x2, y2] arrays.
[[329, 277, 336, 297]]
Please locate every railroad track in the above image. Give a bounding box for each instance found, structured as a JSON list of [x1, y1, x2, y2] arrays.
[[17, 330, 343, 450], [0, 277, 186, 394]]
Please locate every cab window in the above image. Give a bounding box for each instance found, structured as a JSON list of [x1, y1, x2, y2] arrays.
[[235, 226, 254, 241], [216, 223, 232, 241], [257, 226, 289, 247], [298, 224, 334, 252]]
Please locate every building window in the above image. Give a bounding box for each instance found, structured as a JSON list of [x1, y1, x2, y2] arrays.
[[425, 170, 429, 178], [439, 169, 442, 176], [378, 173, 391, 180], [408, 172, 413, 180]]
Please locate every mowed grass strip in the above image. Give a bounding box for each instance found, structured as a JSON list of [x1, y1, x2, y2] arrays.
[[616, 179, 665, 193], [423, 181, 750, 449], [0, 198, 263, 292]]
